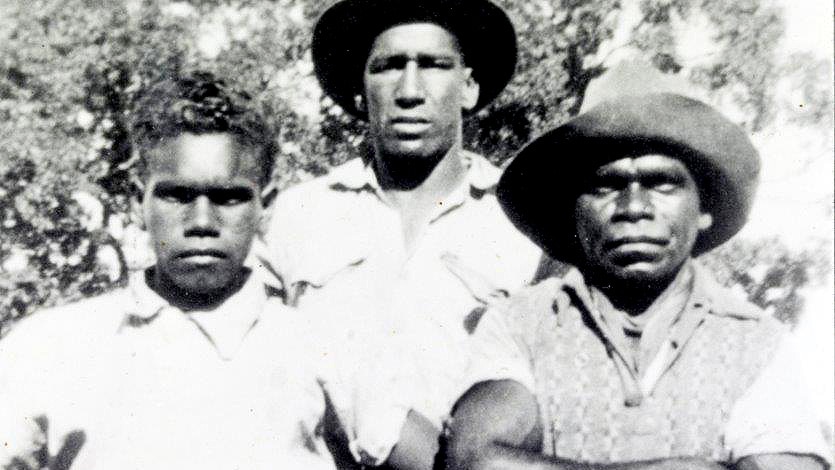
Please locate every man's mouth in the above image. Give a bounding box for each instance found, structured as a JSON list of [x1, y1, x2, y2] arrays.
[[604, 236, 668, 264], [604, 236, 668, 251], [390, 117, 431, 135]]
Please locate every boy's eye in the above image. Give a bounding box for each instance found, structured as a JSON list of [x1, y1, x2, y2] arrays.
[[154, 186, 197, 204], [152, 185, 254, 205], [206, 188, 254, 206]]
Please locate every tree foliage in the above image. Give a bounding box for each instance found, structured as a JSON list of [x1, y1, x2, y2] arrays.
[[0, 0, 828, 334]]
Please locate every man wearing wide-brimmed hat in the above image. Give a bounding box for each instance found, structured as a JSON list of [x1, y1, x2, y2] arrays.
[[445, 90, 831, 469], [257, 0, 540, 468]]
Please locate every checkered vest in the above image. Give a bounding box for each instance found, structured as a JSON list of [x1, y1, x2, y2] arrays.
[[531, 283, 785, 464]]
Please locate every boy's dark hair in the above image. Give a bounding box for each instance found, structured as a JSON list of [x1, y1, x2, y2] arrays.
[[130, 71, 276, 186]]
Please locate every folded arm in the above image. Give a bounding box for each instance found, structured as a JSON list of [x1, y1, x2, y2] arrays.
[[444, 379, 772, 470]]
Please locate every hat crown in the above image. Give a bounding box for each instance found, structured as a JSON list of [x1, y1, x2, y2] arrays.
[[498, 87, 761, 257], [312, 0, 517, 119]]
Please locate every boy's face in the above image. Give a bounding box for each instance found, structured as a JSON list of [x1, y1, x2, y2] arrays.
[[139, 133, 266, 296]]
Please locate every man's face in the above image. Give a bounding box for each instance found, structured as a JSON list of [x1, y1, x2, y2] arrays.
[[140, 133, 265, 295], [574, 154, 713, 285], [363, 22, 479, 162]]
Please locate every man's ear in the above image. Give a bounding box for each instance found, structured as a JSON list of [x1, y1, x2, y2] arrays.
[[461, 68, 480, 112], [697, 212, 713, 232], [258, 182, 278, 236], [354, 94, 366, 113]]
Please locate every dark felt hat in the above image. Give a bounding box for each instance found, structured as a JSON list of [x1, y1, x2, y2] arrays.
[[497, 93, 761, 260], [311, 0, 517, 119]]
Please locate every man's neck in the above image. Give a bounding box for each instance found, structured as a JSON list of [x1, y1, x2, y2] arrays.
[[147, 266, 250, 312], [587, 262, 692, 319], [374, 143, 469, 248]]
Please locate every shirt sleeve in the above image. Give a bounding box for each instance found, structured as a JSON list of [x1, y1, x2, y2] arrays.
[[460, 280, 561, 396], [313, 316, 413, 467], [725, 332, 833, 464]]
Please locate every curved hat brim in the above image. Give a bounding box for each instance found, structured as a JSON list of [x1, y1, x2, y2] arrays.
[[498, 93, 760, 261], [312, 0, 517, 119]]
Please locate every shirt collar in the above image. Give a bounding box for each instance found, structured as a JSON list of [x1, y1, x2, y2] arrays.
[[559, 259, 762, 323], [121, 268, 272, 360], [331, 150, 500, 197], [557, 260, 763, 403]]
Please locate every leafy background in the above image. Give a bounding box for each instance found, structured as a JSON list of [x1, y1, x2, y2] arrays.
[[0, 0, 832, 427]]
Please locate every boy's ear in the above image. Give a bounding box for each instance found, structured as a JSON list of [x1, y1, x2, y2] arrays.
[[130, 174, 146, 200], [130, 175, 147, 231], [258, 182, 278, 236]]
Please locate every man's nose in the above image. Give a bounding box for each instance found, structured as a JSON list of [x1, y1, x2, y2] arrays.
[[394, 61, 425, 107], [184, 195, 220, 237], [614, 183, 654, 221]]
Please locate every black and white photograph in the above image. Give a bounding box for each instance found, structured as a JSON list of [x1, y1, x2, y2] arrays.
[[0, 0, 832, 469]]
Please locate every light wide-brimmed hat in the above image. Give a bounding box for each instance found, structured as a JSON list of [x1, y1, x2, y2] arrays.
[[497, 92, 761, 260], [311, 0, 517, 119]]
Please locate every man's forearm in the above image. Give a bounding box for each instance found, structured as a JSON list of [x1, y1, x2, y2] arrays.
[[384, 410, 441, 470], [465, 443, 727, 470]]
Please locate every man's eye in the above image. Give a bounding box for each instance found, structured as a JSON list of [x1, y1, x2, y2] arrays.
[[652, 183, 678, 193], [207, 188, 254, 206], [368, 57, 406, 73], [590, 185, 616, 196], [419, 57, 454, 69], [647, 176, 684, 193], [154, 187, 196, 203], [584, 177, 622, 196]]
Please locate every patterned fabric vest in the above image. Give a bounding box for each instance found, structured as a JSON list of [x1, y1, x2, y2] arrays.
[[531, 283, 785, 464]]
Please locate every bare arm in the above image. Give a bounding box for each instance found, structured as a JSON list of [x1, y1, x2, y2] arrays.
[[383, 410, 442, 470], [445, 379, 727, 470], [734, 454, 827, 470]]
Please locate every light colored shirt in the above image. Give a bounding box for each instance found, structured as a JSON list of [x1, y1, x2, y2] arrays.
[[255, 151, 541, 464], [466, 262, 832, 464], [0, 270, 334, 470]]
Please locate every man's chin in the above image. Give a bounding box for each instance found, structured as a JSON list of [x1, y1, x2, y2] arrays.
[[383, 142, 436, 160], [608, 262, 672, 286]]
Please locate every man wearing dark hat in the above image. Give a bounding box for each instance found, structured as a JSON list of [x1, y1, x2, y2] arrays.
[[444, 93, 831, 469], [258, 1, 540, 468]]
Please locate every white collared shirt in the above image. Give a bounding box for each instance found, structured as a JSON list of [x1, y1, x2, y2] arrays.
[[0, 270, 334, 470], [254, 151, 542, 463]]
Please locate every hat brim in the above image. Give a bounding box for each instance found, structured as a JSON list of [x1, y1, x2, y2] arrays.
[[497, 93, 760, 261], [312, 0, 516, 119]]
